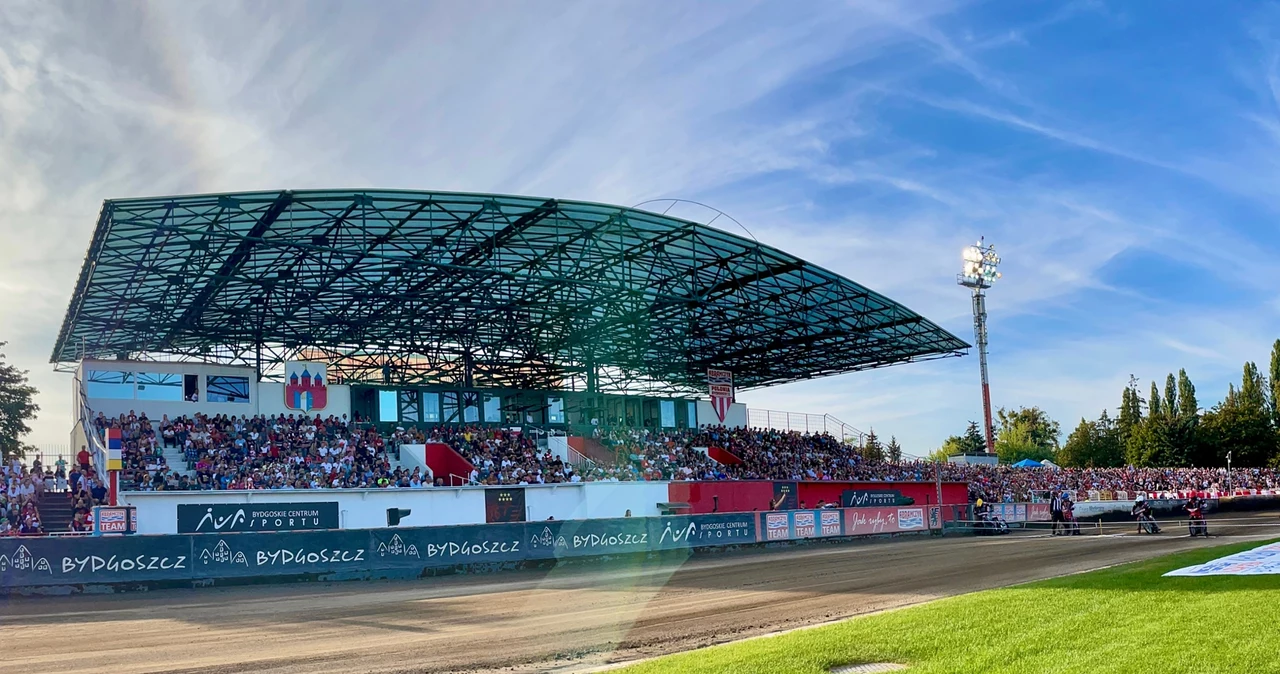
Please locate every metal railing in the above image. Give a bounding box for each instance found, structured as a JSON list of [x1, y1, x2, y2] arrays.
[[746, 408, 865, 442], [71, 366, 107, 478]]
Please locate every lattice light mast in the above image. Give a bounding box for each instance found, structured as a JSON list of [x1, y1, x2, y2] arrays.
[[958, 239, 1002, 453]]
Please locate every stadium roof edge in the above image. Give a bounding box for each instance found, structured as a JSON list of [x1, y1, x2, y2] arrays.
[[52, 189, 969, 393]]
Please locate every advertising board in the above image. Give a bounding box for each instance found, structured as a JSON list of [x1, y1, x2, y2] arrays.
[[177, 502, 339, 533]]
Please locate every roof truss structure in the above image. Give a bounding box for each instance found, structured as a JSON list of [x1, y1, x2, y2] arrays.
[[52, 190, 968, 394]]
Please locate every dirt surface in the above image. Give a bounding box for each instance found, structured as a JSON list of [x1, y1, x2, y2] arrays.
[[2, 511, 1276, 674]]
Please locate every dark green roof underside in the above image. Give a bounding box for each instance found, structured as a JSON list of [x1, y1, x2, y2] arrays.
[[52, 189, 968, 393]]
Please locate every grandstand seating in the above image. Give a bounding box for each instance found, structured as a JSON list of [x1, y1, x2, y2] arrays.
[[73, 407, 1280, 503]]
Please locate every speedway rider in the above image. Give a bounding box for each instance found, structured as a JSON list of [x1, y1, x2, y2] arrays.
[[1131, 494, 1161, 534], [1185, 495, 1208, 537]]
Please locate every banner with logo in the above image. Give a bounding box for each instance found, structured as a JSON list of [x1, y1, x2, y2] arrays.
[[1165, 541, 1280, 576], [485, 488, 527, 523], [284, 361, 329, 413], [177, 502, 339, 533], [841, 489, 908, 508], [707, 369, 734, 423]]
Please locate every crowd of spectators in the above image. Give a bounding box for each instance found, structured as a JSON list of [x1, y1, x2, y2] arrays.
[[1, 454, 106, 535], [93, 410, 425, 491], [85, 410, 1280, 502]]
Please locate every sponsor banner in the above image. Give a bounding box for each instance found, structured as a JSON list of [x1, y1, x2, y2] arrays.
[[529, 518, 653, 559], [844, 507, 905, 536], [928, 506, 942, 530], [0, 535, 191, 585], [897, 508, 925, 530], [93, 506, 136, 535], [841, 489, 906, 508], [485, 488, 527, 523], [793, 511, 817, 538], [177, 502, 339, 533], [707, 369, 734, 423], [192, 530, 371, 578], [651, 513, 757, 549], [1027, 503, 1051, 521], [763, 511, 792, 541], [1165, 542, 1280, 576], [820, 510, 843, 536], [372, 523, 526, 567]]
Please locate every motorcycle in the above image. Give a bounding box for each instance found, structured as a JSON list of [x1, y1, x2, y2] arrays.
[[1187, 504, 1208, 537]]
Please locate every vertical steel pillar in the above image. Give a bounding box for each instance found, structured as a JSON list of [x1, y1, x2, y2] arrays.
[[972, 289, 995, 453]]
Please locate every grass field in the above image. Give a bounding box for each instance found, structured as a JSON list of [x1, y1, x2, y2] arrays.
[[619, 539, 1280, 674]]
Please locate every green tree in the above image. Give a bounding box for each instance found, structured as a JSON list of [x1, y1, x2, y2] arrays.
[[961, 421, 986, 454], [1177, 368, 1198, 420], [0, 342, 39, 461], [1118, 375, 1143, 446], [1163, 373, 1178, 419], [1197, 363, 1276, 467], [861, 429, 885, 462], [886, 436, 903, 463], [1059, 410, 1124, 467], [1271, 339, 1280, 429], [925, 446, 952, 463], [1149, 381, 1162, 419], [994, 407, 1060, 464]]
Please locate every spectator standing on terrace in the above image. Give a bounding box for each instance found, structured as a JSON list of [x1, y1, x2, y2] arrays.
[[76, 445, 91, 473]]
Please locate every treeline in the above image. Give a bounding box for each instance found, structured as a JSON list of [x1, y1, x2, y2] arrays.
[[928, 340, 1280, 469]]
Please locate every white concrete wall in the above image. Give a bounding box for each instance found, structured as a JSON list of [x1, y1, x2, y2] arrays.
[[79, 359, 352, 421], [547, 436, 570, 463], [696, 401, 747, 428], [398, 444, 431, 478], [121, 481, 675, 534], [258, 381, 352, 418]]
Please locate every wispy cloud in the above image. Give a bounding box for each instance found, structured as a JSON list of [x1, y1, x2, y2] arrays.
[[5, 1, 1280, 458]]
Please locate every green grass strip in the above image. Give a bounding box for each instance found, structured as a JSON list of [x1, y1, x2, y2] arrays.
[[620, 539, 1280, 674]]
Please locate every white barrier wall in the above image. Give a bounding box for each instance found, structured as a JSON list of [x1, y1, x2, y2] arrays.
[[121, 481, 673, 534], [79, 360, 353, 424], [696, 401, 747, 428], [258, 381, 352, 418]]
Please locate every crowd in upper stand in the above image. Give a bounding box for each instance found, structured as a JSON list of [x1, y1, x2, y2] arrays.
[[82, 411, 1280, 501]]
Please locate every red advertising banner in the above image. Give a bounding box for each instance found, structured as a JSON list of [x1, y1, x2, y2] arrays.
[[843, 507, 932, 536], [1027, 503, 1051, 522]]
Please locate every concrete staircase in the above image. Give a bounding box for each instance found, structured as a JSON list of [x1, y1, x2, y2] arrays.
[[37, 493, 74, 533], [160, 444, 194, 477]]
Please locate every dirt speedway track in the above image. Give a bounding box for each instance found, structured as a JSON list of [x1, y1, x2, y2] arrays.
[[3, 511, 1276, 674]]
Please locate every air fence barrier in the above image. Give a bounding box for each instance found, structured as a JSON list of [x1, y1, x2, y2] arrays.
[[0, 505, 945, 592]]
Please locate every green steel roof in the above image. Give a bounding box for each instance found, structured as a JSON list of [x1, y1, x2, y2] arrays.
[[52, 189, 968, 393]]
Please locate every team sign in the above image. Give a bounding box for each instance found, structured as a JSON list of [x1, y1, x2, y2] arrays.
[[177, 502, 340, 533]]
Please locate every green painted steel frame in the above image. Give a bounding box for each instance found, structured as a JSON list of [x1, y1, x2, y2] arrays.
[[52, 189, 968, 393]]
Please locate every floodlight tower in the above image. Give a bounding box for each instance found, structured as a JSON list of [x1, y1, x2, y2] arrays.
[[958, 238, 1002, 453]]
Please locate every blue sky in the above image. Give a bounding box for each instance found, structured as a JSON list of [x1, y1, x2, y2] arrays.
[[4, 1, 1280, 455]]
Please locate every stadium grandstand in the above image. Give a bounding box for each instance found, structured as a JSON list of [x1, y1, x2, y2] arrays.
[[6, 188, 1266, 537]]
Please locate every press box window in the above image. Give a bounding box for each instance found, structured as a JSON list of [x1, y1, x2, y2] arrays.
[[86, 371, 134, 399], [206, 375, 250, 403], [136, 372, 183, 401]]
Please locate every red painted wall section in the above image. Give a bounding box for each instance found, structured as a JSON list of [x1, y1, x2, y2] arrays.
[[667, 481, 775, 514], [424, 442, 475, 486], [707, 446, 742, 465], [669, 481, 969, 515]]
